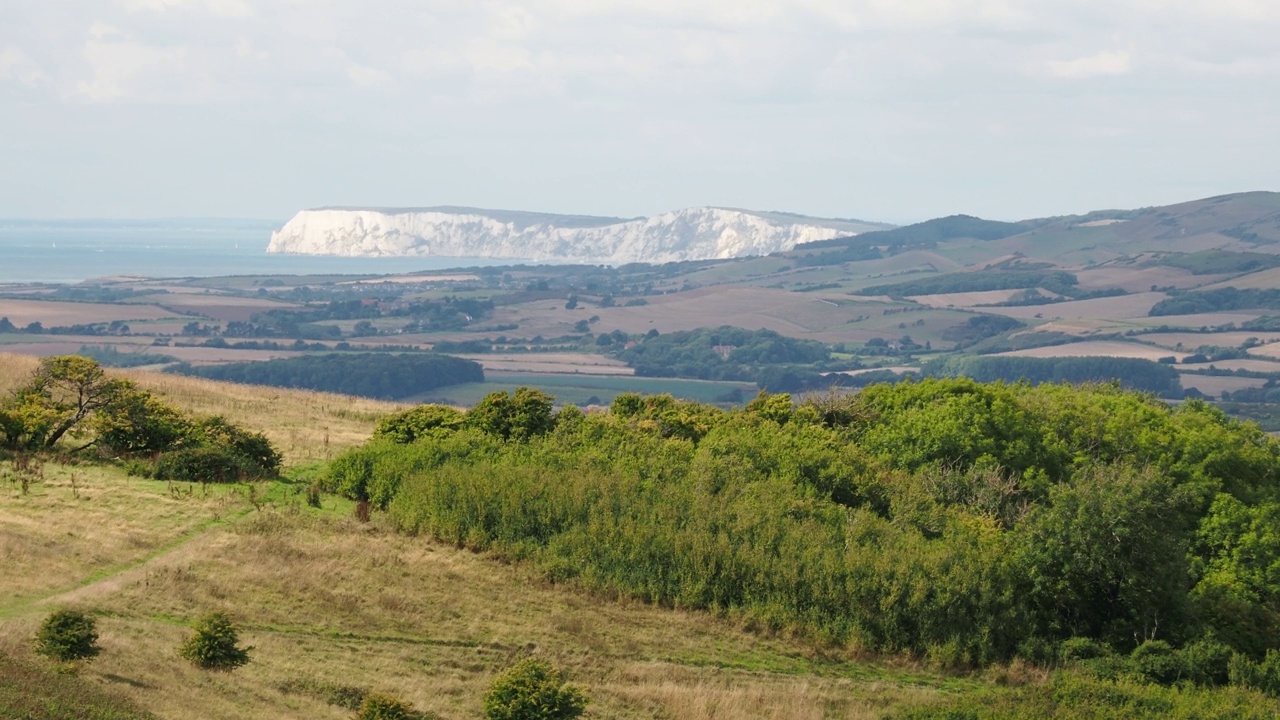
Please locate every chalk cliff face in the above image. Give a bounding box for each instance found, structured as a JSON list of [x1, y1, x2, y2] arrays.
[[266, 206, 883, 263]]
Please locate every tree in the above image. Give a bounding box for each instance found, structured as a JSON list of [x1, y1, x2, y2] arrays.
[[35, 609, 100, 662], [467, 388, 556, 441], [483, 659, 587, 720], [179, 612, 251, 670], [1, 356, 132, 449]]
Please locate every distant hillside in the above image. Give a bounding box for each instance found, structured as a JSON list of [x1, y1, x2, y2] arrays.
[[797, 214, 1028, 251]]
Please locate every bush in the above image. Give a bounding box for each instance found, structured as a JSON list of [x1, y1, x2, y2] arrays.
[[1130, 640, 1188, 685], [374, 405, 464, 444], [1183, 639, 1233, 686], [1230, 649, 1280, 696], [1060, 637, 1112, 662], [155, 447, 253, 484], [354, 693, 429, 720], [191, 416, 282, 477], [178, 612, 250, 670], [483, 659, 588, 720], [35, 609, 100, 662]]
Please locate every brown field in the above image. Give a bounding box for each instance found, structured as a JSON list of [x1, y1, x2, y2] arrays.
[[1124, 312, 1265, 328], [996, 341, 1187, 362], [907, 289, 1023, 308], [1074, 266, 1220, 292], [159, 345, 305, 364], [1180, 358, 1280, 373], [0, 299, 191, 326], [0, 340, 303, 366], [1178, 374, 1268, 397], [1199, 267, 1280, 291], [456, 352, 634, 375], [494, 287, 898, 343], [1245, 343, 1280, 360], [978, 292, 1167, 321], [0, 338, 156, 358], [338, 273, 481, 285], [147, 294, 300, 323], [1138, 332, 1280, 350]]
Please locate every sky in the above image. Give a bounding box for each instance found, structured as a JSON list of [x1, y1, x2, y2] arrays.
[[1, 1, 1278, 224]]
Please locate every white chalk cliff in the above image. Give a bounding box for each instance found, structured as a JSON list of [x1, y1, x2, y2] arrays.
[[266, 206, 884, 264]]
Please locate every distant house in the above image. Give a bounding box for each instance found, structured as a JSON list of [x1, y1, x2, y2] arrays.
[[712, 344, 737, 359]]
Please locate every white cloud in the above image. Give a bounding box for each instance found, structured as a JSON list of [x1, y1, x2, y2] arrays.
[[347, 62, 395, 90], [1047, 50, 1133, 79], [0, 46, 50, 87], [120, 0, 251, 17], [76, 36, 183, 102]]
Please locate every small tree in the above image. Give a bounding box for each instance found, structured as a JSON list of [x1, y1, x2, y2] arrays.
[[35, 609, 100, 662], [179, 612, 251, 670], [483, 659, 587, 720]]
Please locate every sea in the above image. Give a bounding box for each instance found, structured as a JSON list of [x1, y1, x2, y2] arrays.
[[0, 219, 505, 284]]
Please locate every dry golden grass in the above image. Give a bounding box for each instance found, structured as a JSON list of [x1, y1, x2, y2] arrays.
[[0, 352, 403, 464], [0, 464, 239, 614], [115, 370, 406, 464], [0, 464, 958, 720]]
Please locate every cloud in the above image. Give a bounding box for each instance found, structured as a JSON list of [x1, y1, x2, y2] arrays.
[[1047, 50, 1133, 79], [76, 35, 184, 102], [0, 46, 49, 87], [347, 63, 395, 90], [119, 0, 252, 17]]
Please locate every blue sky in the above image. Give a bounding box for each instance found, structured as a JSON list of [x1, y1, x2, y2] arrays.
[[2, 0, 1277, 223]]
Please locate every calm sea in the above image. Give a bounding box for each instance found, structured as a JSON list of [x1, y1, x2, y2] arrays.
[[0, 219, 505, 284]]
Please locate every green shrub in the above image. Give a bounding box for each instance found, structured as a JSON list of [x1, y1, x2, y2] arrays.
[[35, 609, 100, 662], [178, 612, 250, 670], [354, 693, 429, 720], [374, 405, 464, 444], [191, 416, 282, 477], [155, 447, 252, 483], [483, 659, 588, 720], [1230, 650, 1280, 696], [1060, 637, 1112, 662], [1130, 640, 1189, 685], [1183, 639, 1234, 686]]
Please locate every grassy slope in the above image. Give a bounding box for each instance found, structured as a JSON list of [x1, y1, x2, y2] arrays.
[[0, 359, 954, 719], [0, 464, 958, 720]]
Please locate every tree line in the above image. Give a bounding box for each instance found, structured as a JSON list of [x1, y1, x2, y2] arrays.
[[322, 379, 1280, 678], [167, 352, 484, 400]]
